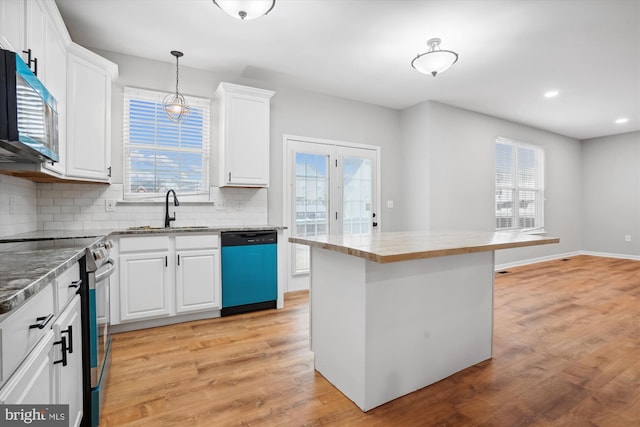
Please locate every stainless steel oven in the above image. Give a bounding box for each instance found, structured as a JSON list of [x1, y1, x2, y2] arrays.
[[81, 239, 115, 427]]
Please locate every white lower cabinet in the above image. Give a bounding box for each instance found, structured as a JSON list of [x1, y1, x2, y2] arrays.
[[0, 263, 83, 422], [176, 248, 220, 313], [53, 295, 83, 427], [0, 330, 55, 404], [119, 251, 171, 321], [117, 234, 220, 325]]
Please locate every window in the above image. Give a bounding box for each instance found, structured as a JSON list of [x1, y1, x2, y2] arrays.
[[495, 137, 545, 231], [123, 87, 211, 198]]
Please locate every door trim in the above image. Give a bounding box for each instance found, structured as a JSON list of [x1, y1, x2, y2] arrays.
[[282, 134, 381, 292]]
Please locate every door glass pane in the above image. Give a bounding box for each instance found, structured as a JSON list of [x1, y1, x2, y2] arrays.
[[342, 157, 372, 235], [294, 152, 329, 273]]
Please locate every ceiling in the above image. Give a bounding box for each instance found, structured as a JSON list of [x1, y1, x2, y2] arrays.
[[55, 0, 639, 140]]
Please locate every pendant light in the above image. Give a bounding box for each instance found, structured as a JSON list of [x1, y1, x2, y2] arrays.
[[411, 38, 459, 77], [163, 51, 190, 122], [212, 0, 275, 20]]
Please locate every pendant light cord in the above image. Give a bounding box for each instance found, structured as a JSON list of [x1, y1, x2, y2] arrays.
[[175, 54, 180, 96]]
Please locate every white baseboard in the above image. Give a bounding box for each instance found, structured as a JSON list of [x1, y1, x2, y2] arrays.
[[495, 251, 581, 271], [495, 250, 639, 271], [579, 250, 640, 261]]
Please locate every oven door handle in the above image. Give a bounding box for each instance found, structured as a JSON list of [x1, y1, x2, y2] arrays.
[[95, 258, 116, 282]]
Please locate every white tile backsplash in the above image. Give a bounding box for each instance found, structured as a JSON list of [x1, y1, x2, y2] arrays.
[[35, 183, 268, 231], [0, 174, 38, 236]]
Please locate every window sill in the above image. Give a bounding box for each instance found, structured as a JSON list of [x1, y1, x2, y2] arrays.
[[523, 228, 547, 235], [117, 199, 215, 206]]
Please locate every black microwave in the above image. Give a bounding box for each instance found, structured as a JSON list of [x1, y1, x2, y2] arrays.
[[0, 48, 59, 163]]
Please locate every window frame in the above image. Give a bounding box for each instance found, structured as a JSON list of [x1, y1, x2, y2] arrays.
[[495, 137, 545, 232], [122, 86, 211, 201]]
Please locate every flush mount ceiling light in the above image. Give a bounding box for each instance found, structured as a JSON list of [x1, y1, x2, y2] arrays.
[[163, 51, 190, 122], [411, 38, 459, 77], [615, 117, 629, 124], [544, 90, 559, 98], [212, 0, 275, 20]]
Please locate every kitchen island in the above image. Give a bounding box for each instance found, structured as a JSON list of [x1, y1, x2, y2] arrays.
[[289, 230, 559, 411]]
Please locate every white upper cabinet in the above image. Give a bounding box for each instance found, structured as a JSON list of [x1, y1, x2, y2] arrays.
[[41, 1, 70, 176], [0, 0, 74, 179], [23, 0, 45, 78], [66, 42, 118, 182], [0, 0, 24, 52], [216, 82, 275, 187]]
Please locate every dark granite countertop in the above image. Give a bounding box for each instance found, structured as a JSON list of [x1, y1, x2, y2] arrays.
[[111, 225, 286, 236], [0, 225, 286, 316], [0, 237, 104, 316]]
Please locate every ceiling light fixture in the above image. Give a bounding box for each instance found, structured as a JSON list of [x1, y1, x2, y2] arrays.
[[615, 117, 629, 124], [411, 38, 459, 77], [164, 51, 190, 122], [212, 0, 275, 20], [544, 90, 559, 98]]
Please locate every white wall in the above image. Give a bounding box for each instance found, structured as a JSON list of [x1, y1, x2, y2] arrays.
[[401, 101, 583, 265], [582, 131, 640, 257], [95, 49, 404, 232], [2, 46, 635, 267], [268, 86, 403, 231], [398, 102, 430, 231]]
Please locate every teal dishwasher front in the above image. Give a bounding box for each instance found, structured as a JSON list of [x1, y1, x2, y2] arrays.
[[221, 231, 277, 316]]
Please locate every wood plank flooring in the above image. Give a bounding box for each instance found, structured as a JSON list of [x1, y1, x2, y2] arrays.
[[100, 255, 639, 426]]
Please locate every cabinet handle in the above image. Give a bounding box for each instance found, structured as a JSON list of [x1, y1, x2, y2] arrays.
[[177, 254, 180, 266], [62, 326, 73, 354], [22, 49, 38, 76], [107, 166, 112, 178], [229, 172, 231, 182], [54, 336, 68, 367], [29, 313, 54, 330], [69, 279, 82, 290], [165, 256, 168, 267]]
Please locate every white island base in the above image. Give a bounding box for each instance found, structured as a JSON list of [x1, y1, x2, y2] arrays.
[[310, 247, 494, 411]]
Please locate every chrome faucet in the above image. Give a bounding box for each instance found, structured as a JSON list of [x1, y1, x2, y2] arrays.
[[164, 189, 179, 228]]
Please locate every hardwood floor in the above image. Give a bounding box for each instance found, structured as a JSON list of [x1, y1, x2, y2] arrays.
[[100, 255, 640, 426]]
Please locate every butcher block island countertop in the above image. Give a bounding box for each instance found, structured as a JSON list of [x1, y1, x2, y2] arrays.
[[289, 230, 560, 263], [290, 230, 559, 412]]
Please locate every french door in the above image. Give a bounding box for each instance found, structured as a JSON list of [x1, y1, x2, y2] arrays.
[[284, 136, 380, 291]]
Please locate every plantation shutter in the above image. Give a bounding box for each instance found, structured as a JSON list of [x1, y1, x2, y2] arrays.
[[495, 137, 545, 231]]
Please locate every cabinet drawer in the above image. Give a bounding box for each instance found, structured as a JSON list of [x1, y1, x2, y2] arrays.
[[0, 285, 55, 385], [56, 262, 80, 314], [120, 236, 170, 252], [175, 234, 219, 250]]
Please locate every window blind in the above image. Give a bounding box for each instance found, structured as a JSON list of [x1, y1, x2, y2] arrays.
[[495, 137, 545, 231], [123, 87, 211, 198]]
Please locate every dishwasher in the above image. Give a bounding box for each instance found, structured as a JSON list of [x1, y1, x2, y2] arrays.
[[221, 231, 277, 316]]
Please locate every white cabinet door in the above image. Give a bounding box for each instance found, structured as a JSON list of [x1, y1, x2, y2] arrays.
[[22, 0, 46, 79], [53, 295, 83, 427], [175, 249, 221, 313], [0, 0, 24, 51], [0, 330, 55, 404], [66, 43, 117, 182], [42, 23, 67, 176], [119, 252, 171, 321], [216, 83, 274, 187]]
